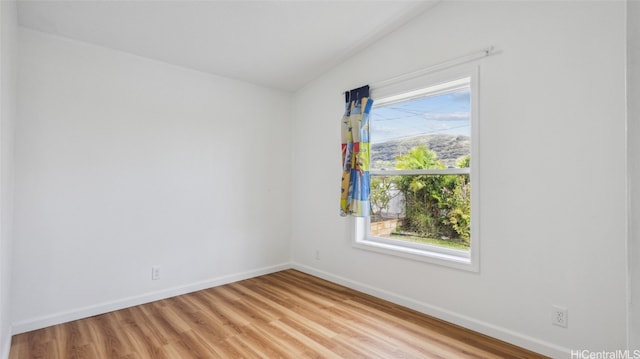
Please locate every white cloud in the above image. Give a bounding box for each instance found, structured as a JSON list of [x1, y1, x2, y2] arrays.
[[423, 112, 469, 121]]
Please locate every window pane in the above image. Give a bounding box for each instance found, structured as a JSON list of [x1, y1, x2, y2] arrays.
[[369, 79, 472, 252], [370, 174, 470, 251], [370, 86, 470, 170]]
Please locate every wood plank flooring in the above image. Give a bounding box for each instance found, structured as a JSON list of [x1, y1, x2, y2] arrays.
[[9, 269, 547, 358]]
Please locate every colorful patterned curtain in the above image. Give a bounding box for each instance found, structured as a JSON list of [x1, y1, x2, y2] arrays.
[[340, 85, 373, 217]]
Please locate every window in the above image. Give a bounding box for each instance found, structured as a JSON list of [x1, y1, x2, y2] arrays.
[[353, 66, 479, 271]]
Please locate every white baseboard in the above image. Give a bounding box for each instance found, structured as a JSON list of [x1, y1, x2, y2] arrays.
[[11, 262, 291, 335], [291, 262, 570, 359]]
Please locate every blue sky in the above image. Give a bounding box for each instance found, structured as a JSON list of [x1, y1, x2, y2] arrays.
[[370, 87, 470, 143]]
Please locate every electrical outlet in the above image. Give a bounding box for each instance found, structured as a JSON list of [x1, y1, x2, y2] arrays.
[[315, 250, 320, 260], [552, 305, 568, 328], [152, 266, 160, 280]]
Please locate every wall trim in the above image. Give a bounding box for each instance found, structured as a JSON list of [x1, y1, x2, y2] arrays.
[[291, 262, 570, 359], [11, 262, 291, 335]]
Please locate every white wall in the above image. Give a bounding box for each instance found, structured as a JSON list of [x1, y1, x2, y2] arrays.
[[628, 0, 640, 351], [0, 0, 17, 357], [12, 29, 292, 332], [291, 1, 627, 357]]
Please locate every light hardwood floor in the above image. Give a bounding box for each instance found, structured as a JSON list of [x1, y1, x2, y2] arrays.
[[9, 269, 547, 358]]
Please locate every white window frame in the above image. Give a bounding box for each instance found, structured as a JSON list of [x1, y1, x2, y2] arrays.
[[353, 65, 480, 272]]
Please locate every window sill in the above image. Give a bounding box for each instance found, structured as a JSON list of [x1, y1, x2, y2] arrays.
[[353, 218, 479, 272]]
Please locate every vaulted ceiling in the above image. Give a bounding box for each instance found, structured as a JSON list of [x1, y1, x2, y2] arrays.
[[17, 1, 438, 91]]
